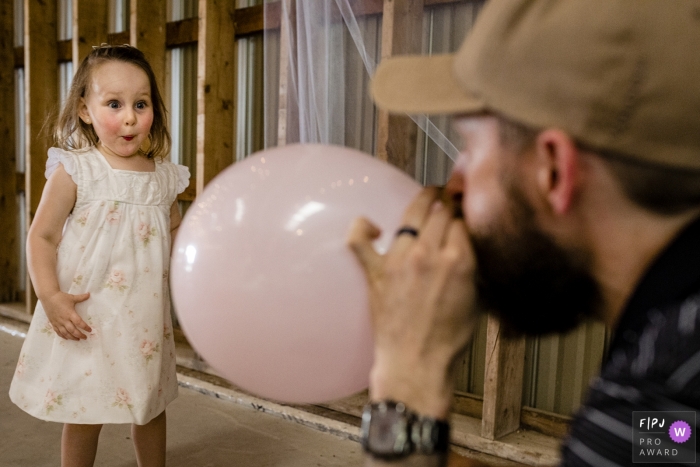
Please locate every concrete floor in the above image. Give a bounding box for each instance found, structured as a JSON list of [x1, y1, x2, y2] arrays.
[[1, 323, 363, 467]]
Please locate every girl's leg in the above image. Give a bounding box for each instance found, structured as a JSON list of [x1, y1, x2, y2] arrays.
[[61, 423, 103, 467], [132, 410, 166, 467]]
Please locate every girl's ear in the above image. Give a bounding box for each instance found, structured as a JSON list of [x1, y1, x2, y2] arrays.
[[78, 98, 91, 125]]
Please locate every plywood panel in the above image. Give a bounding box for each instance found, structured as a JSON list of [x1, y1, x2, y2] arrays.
[[0, 0, 19, 303], [196, 0, 236, 191]]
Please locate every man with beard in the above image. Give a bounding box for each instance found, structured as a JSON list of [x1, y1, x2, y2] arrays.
[[348, 1, 700, 466]]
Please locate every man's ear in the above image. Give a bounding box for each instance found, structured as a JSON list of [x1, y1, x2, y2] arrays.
[[78, 98, 91, 125], [533, 129, 579, 215]]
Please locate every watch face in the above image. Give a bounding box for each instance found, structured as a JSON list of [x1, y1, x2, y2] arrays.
[[365, 404, 410, 457]]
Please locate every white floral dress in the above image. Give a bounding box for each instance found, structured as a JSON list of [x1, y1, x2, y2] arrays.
[[9, 146, 189, 425]]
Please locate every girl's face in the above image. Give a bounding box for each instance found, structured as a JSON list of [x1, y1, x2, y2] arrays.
[[79, 61, 154, 159]]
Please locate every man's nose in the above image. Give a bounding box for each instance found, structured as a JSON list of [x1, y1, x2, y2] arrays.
[[444, 168, 464, 199], [443, 168, 465, 219]]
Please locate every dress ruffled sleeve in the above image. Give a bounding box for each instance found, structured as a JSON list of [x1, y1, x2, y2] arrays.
[[175, 164, 191, 194], [45, 147, 78, 182]]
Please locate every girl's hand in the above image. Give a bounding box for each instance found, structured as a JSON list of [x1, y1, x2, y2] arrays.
[[42, 291, 92, 340], [347, 187, 479, 420]]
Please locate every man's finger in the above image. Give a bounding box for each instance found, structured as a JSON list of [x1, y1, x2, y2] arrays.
[[445, 220, 474, 267], [420, 201, 453, 249], [392, 187, 441, 254], [399, 186, 441, 228], [347, 217, 383, 275]]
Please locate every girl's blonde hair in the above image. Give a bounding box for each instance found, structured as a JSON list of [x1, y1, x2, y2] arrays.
[[54, 44, 171, 160]]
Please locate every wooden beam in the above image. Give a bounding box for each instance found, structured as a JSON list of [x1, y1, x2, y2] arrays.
[[58, 39, 72, 63], [177, 182, 196, 202], [0, 0, 19, 303], [24, 0, 59, 314], [481, 316, 527, 440], [14, 46, 23, 68], [72, 0, 108, 70], [130, 0, 167, 94], [16, 173, 25, 194], [234, 3, 282, 36], [375, 0, 423, 175], [166, 18, 198, 48], [195, 0, 236, 192], [107, 31, 130, 45]]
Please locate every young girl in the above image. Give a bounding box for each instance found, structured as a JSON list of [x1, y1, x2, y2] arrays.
[[9, 44, 189, 467]]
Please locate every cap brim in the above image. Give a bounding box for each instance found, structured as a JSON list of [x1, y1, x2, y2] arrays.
[[371, 53, 485, 115]]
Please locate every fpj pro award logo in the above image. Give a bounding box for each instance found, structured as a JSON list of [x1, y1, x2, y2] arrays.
[[633, 411, 696, 463]]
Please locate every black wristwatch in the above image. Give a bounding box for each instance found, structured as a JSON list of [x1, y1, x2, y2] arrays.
[[361, 400, 450, 460]]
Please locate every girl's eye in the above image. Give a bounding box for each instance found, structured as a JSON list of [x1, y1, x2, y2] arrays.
[[108, 101, 120, 109], [135, 101, 147, 110]]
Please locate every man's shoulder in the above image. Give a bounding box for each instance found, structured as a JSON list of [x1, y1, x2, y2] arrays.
[[558, 293, 700, 466], [604, 290, 700, 399]]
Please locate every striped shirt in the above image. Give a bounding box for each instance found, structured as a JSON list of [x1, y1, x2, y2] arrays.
[[560, 216, 700, 466]]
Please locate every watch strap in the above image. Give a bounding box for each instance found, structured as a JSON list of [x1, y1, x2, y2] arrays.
[[411, 415, 450, 455], [361, 400, 450, 459]]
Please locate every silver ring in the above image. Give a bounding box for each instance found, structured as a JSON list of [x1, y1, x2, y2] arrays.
[[395, 226, 419, 238]]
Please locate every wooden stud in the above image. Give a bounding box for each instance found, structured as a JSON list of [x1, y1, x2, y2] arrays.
[[130, 0, 167, 94], [375, 0, 423, 175], [195, 0, 236, 192], [72, 0, 108, 70], [276, 0, 298, 146], [24, 0, 59, 314], [0, 0, 18, 303], [481, 315, 527, 440]]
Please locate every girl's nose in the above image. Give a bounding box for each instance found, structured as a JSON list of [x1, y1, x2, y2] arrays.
[[124, 108, 136, 125]]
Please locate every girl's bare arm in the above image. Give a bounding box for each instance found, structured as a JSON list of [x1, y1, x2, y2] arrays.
[[27, 164, 91, 340]]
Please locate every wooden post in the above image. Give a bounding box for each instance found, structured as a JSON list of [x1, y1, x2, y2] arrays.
[[130, 0, 167, 94], [0, 0, 18, 303], [481, 315, 526, 440], [72, 0, 108, 70], [375, 0, 423, 175], [24, 0, 59, 314], [276, 0, 298, 146], [195, 0, 236, 193]]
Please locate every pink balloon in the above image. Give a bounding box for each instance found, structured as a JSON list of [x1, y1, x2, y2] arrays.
[[171, 143, 421, 403]]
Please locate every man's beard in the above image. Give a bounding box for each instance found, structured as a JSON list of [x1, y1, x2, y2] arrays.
[[469, 184, 601, 336]]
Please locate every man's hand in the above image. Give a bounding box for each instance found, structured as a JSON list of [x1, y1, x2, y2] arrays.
[[42, 291, 92, 340], [348, 186, 479, 419]]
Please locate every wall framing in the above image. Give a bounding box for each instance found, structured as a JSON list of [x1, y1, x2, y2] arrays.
[[1, 1, 569, 464]]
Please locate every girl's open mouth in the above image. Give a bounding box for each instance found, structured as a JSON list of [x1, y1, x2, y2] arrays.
[[123, 136, 134, 141]]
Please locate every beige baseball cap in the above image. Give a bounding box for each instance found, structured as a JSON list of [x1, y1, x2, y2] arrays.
[[371, 0, 700, 170]]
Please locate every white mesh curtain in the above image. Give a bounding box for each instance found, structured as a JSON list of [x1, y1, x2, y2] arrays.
[[263, 0, 459, 162]]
